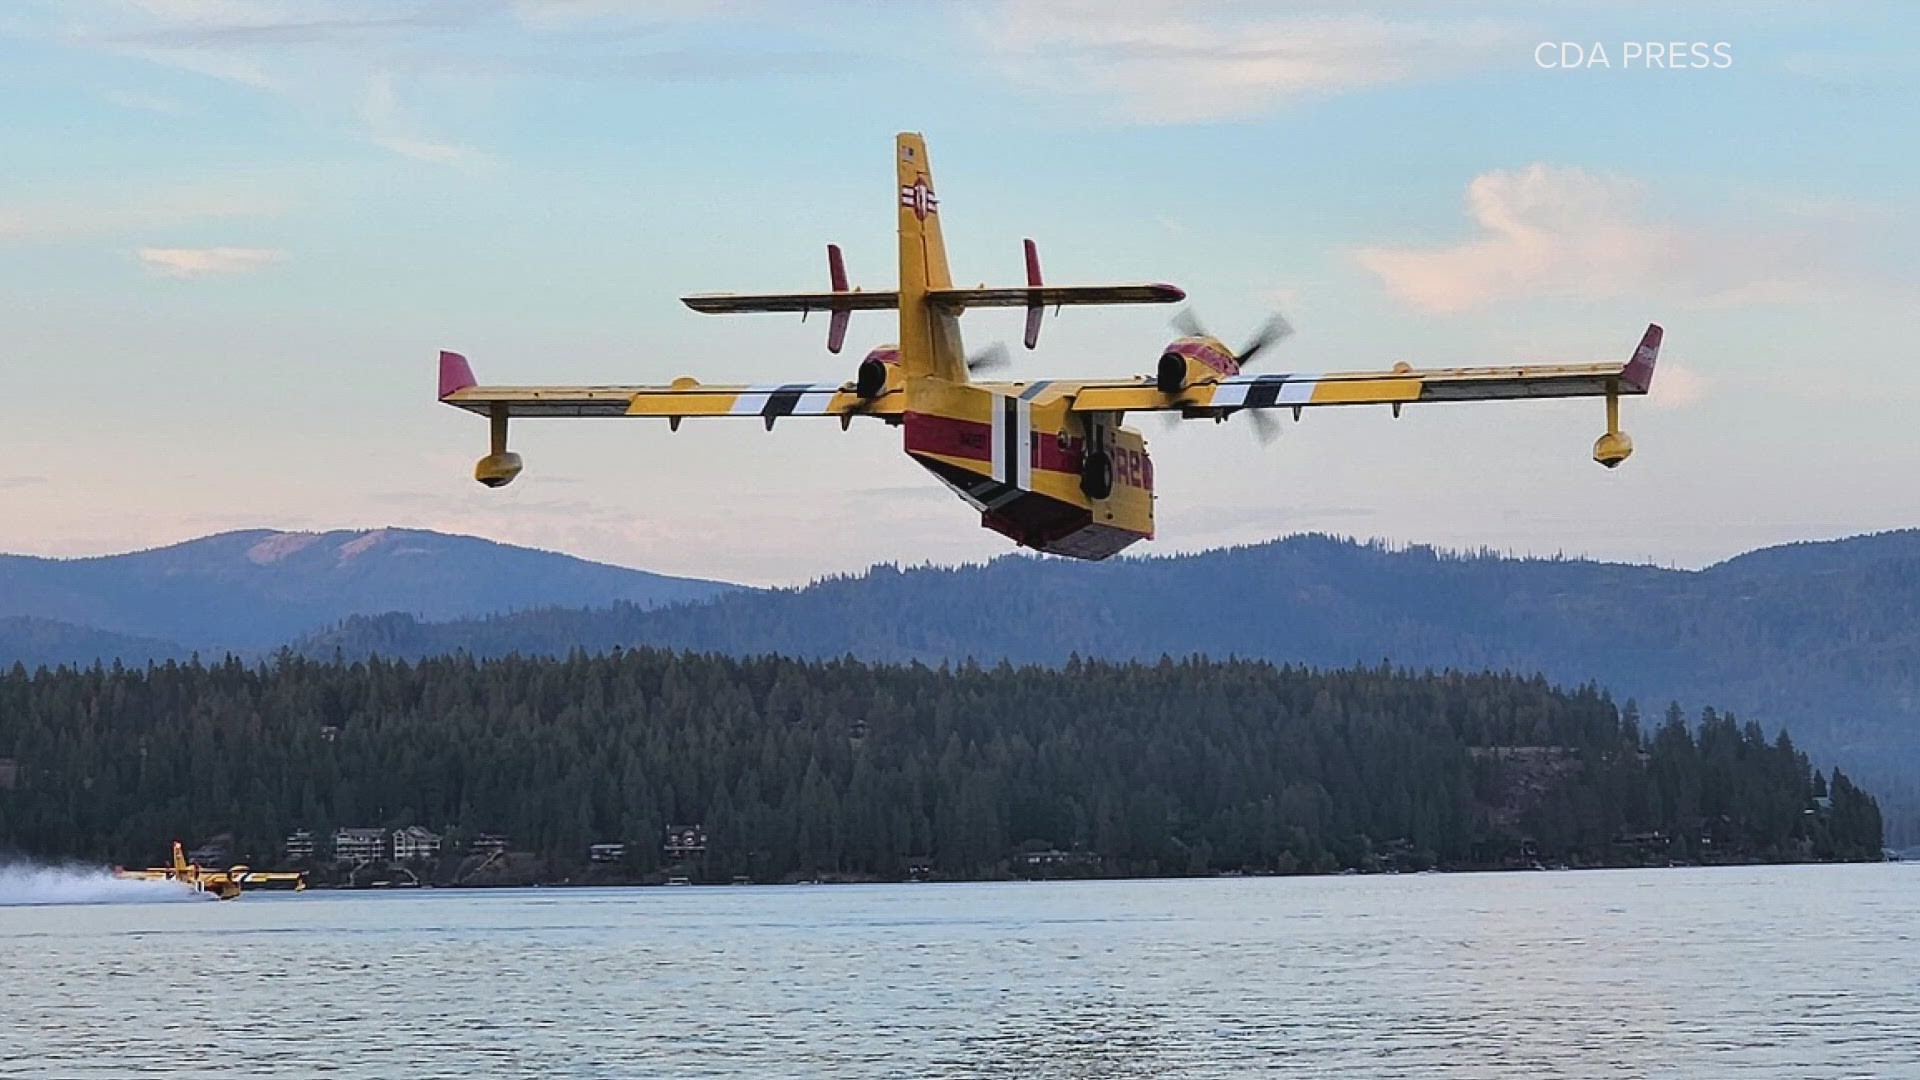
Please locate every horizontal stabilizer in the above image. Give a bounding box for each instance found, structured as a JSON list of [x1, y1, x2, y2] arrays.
[[928, 283, 1185, 311], [682, 291, 900, 314], [681, 283, 1184, 315]]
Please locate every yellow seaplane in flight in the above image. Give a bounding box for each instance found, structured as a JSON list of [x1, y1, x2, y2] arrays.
[[115, 842, 306, 900], [439, 133, 1660, 560]]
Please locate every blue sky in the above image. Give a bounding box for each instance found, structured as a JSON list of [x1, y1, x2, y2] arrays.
[[2, 1, 1916, 583]]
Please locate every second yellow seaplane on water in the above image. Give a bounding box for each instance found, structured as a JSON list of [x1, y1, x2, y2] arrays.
[[115, 842, 306, 900]]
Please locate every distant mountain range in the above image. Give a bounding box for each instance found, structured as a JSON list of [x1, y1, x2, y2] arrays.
[[0, 528, 736, 662], [8, 526, 1919, 843]]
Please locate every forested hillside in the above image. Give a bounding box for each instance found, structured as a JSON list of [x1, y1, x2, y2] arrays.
[[0, 616, 187, 671], [302, 531, 1920, 844], [0, 653, 1880, 881]]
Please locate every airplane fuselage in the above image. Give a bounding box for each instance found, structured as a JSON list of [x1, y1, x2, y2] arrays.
[[903, 378, 1154, 559]]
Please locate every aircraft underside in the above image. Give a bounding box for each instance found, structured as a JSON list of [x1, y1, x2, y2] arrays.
[[904, 398, 1155, 560], [914, 455, 1145, 559]]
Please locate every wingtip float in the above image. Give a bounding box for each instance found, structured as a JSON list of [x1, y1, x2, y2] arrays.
[[439, 131, 1660, 560]]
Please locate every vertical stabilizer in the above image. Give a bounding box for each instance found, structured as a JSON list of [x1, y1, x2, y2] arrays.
[[896, 133, 968, 382]]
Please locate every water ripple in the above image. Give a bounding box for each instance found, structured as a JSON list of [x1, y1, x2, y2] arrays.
[[1, 866, 1915, 1078]]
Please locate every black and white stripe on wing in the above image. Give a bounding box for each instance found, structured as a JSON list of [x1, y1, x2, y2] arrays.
[[1238, 374, 1297, 410], [761, 383, 816, 420]]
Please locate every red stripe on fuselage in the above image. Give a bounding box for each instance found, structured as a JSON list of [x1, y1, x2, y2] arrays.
[[905, 411, 1087, 476], [904, 412, 991, 462], [1034, 431, 1085, 476]]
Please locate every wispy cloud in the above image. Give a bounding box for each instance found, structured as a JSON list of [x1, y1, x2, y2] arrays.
[[977, 1, 1516, 122], [121, 0, 474, 43], [510, 0, 747, 26], [1355, 166, 1666, 315], [1648, 364, 1707, 410], [137, 246, 284, 277], [63, 2, 501, 164], [100, 88, 184, 113], [1354, 165, 1900, 314], [360, 70, 493, 167], [47, 0, 768, 164], [0, 191, 279, 243]]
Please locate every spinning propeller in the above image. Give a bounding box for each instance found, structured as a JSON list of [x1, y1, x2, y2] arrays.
[[1167, 308, 1295, 444], [967, 342, 1011, 375], [1172, 308, 1294, 368]]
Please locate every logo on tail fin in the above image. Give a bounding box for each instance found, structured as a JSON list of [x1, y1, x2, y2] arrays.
[[900, 178, 937, 221]]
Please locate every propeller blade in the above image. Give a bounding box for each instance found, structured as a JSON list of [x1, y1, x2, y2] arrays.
[[1170, 308, 1207, 339], [967, 343, 1010, 374], [1236, 313, 1294, 369]]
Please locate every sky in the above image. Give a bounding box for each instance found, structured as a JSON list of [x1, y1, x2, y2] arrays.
[[2, 0, 1917, 585]]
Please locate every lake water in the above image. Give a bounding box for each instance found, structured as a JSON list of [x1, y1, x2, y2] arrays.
[[1, 864, 1915, 1078]]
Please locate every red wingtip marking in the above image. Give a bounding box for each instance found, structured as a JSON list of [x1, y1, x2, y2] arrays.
[[439, 350, 476, 398], [1023, 238, 1042, 287], [1622, 322, 1661, 391]]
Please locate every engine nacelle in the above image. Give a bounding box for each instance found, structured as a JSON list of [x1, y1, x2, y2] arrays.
[[474, 451, 524, 488], [856, 344, 900, 399], [1155, 335, 1239, 393]]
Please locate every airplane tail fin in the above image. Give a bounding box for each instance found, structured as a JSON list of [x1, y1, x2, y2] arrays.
[[896, 133, 950, 292], [172, 841, 188, 874], [896, 133, 965, 381]]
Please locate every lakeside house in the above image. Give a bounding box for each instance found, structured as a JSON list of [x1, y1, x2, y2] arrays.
[[589, 843, 627, 863], [665, 825, 707, 858], [1017, 848, 1099, 870], [333, 827, 387, 863], [392, 825, 442, 862], [284, 829, 315, 862]]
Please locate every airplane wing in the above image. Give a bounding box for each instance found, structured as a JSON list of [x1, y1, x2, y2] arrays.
[[1068, 324, 1662, 414], [438, 352, 903, 422], [114, 868, 172, 881], [233, 871, 305, 882]]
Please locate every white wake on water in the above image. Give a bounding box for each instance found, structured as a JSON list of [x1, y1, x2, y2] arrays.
[[0, 862, 203, 906]]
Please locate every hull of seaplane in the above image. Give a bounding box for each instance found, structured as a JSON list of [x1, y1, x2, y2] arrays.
[[903, 380, 1154, 560]]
